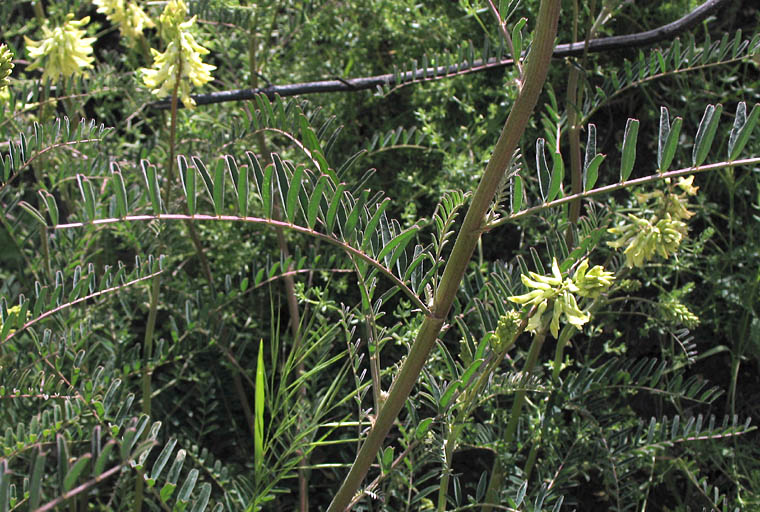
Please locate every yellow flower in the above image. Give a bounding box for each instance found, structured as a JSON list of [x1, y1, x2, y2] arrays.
[[676, 176, 699, 196], [93, 0, 154, 44], [608, 213, 687, 268], [25, 15, 96, 80], [140, 0, 215, 108], [492, 310, 522, 351], [508, 258, 609, 338], [0, 44, 13, 90], [573, 259, 615, 299]]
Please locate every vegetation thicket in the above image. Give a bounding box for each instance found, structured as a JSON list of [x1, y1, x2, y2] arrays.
[[0, 0, 759, 510]]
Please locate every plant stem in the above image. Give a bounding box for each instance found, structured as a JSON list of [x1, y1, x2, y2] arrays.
[[436, 319, 528, 511], [482, 329, 547, 510], [248, 25, 309, 509], [135, 49, 184, 512], [565, 0, 583, 234], [326, 3, 561, 510]]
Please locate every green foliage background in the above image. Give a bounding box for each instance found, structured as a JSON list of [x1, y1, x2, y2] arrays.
[[0, 0, 759, 510]]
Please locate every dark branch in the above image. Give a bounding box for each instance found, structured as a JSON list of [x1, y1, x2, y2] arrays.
[[151, 0, 728, 110]]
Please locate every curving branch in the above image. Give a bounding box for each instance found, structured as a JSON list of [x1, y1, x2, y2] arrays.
[[151, 0, 729, 110]]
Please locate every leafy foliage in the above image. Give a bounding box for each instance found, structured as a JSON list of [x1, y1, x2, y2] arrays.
[[0, 0, 759, 511]]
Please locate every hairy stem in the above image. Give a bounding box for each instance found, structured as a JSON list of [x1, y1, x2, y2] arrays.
[[326, 2, 561, 510]]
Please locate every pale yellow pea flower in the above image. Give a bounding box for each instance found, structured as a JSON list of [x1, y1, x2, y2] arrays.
[[93, 0, 154, 44], [0, 44, 13, 90], [25, 15, 96, 80], [140, 0, 215, 108], [508, 258, 611, 338]]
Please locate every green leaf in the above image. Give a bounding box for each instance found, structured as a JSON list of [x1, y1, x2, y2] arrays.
[[325, 183, 346, 234], [460, 359, 484, 387], [227, 156, 248, 216], [55, 434, 69, 494], [166, 449, 186, 486], [254, 339, 266, 475], [141, 161, 162, 215], [177, 468, 199, 504], [63, 454, 91, 491], [190, 482, 212, 512], [583, 154, 605, 191], [337, 150, 366, 178], [272, 153, 289, 216], [286, 165, 304, 223], [121, 427, 137, 460], [692, 103, 723, 166], [438, 380, 460, 411], [620, 118, 639, 181], [262, 164, 273, 218], [77, 174, 97, 220], [498, 0, 509, 19], [510, 175, 523, 213], [246, 151, 264, 205], [102, 378, 122, 417], [657, 107, 670, 169], [213, 159, 225, 216], [111, 164, 128, 218], [191, 156, 214, 203], [547, 150, 564, 201], [361, 198, 390, 252], [160, 482, 177, 504], [728, 102, 760, 160], [415, 418, 434, 440], [29, 448, 46, 509], [18, 201, 47, 226], [376, 226, 418, 271], [584, 123, 597, 171], [1, 460, 10, 512], [225, 155, 239, 189], [150, 438, 177, 485], [307, 175, 328, 229], [344, 189, 368, 238], [512, 18, 527, 60], [93, 440, 116, 476], [515, 480, 527, 506], [299, 114, 320, 153], [380, 446, 394, 474], [256, 94, 275, 126], [535, 138, 550, 200], [660, 116, 682, 173], [179, 155, 196, 215]]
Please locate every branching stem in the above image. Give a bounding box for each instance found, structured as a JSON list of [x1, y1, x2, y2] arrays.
[[326, 2, 561, 510]]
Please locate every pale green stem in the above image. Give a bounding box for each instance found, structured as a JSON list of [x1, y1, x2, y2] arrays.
[[565, 0, 583, 234], [134, 45, 184, 512], [326, 3, 561, 510], [437, 321, 527, 511], [482, 329, 547, 510]]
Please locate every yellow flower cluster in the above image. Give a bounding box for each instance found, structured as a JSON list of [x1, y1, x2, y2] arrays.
[[492, 310, 522, 351], [607, 176, 699, 268], [93, 0, 154, 45], [25, 15, 96, 80], [140, 0, 215, 108], [508, 258, 614, 338], [0, 44, 13, 90]]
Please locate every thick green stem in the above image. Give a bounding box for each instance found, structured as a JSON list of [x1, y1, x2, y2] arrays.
[[326, 2, 561, 510]]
